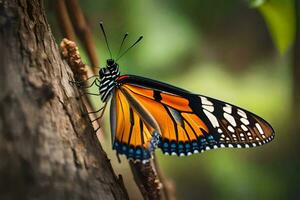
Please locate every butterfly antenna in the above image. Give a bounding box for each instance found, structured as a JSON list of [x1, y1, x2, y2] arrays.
[[117, 32, 129, 58], [99, 22, 113, 59], [116, 36, 143, 61]]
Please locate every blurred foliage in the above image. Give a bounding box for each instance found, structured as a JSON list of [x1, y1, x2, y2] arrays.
[[46, 0, 298, 199], [250, 0, 296, 54]]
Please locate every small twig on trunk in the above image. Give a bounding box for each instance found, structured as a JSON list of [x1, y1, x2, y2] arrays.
[[60, 38, 88, 80], [60, 39, 103, 138]]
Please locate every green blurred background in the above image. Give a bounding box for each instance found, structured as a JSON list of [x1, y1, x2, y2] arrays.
[[47, 0, 299, 199]]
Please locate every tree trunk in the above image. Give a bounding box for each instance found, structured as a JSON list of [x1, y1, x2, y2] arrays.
[[0, 0, 128, 199]]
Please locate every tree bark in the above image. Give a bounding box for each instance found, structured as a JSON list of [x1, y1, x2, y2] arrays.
[[0, 0, 128, 199]]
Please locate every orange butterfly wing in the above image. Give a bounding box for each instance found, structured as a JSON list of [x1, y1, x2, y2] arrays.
[[110, 75, 274, 160], [110, 89, 160, 161]]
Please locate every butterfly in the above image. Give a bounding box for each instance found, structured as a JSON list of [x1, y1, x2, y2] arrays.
[[82, 23, 275, 163]]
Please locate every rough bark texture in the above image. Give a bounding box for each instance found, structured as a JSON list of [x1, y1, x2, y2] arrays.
[[0, 0, 128, 199]]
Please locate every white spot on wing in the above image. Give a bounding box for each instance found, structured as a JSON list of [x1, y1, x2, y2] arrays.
[[240, 118, 250, 125], [203, 110, 219, 128], [223, 104, 232, 114], [200, 96, 213, 105], [237, 109, 247, 118], [241, 124, 248, 131], [255, 123, 264, 135], [227, 125, 235, 133], [202, 105, 214, 112], [224, 113, 237, 126]]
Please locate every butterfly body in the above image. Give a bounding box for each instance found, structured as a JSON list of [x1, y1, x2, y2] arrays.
[[98, 59, 275, 163], [99, 59, 120, 102]]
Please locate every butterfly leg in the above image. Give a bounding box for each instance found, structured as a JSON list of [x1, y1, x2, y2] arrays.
[[91, 103, 108, 121], [81, 103, 107, 133], [95, 81, 100, 88], [82, 103, 107, 116], [78, 79, 100, 90], [74, 91, 100, 102], [90, 102, 108, 133], [70, 79, 99, 89], [94, 126, 101, 133], [79, 92, 100, 97], [69, 75, 99, 88]]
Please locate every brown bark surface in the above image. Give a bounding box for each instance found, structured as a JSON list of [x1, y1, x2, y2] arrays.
[[0, 0, 128, 199]]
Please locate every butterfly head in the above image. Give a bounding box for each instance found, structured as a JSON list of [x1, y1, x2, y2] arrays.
[[106, 59, 118, 70], [98, 22, 143, 102], [99, 59, 120, 79]]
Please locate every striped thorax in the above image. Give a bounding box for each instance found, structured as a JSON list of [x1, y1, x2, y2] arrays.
[[99, 59, 120, 102]]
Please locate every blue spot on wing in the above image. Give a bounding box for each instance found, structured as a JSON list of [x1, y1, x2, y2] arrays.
[[114, 131, 222, 159], [113, 132, 161, 161], [113, 141, 151, 160], [158, 134, 219, 156]]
